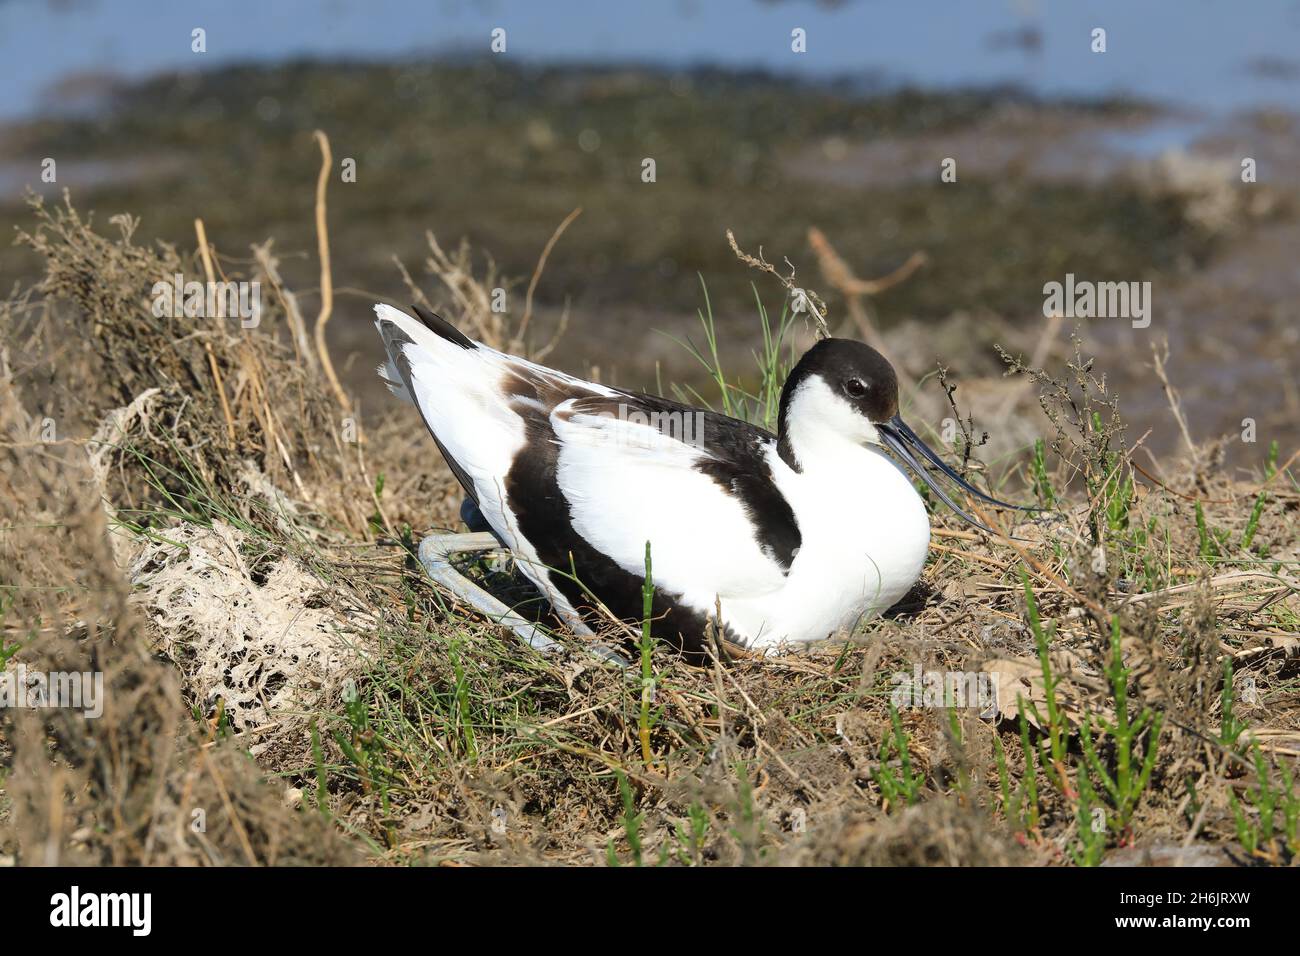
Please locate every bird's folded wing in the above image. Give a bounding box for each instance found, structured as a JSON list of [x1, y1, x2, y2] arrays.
[[551, 396, 793, 601]]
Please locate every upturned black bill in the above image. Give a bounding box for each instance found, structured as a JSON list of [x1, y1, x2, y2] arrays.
[[877, 414, 1033, 536]]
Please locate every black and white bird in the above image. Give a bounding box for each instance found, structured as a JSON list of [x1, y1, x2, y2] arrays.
[[374, 303, 1025, 658]]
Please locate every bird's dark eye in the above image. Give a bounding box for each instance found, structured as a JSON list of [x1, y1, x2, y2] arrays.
[[844, 378, 867, 398]]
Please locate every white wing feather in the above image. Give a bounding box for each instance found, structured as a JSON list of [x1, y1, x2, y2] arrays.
[[552, 401, 788, 601]]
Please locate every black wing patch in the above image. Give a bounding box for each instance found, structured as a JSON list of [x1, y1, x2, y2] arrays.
[[505, 394, 747, 662], [694, 458, 801, 571]]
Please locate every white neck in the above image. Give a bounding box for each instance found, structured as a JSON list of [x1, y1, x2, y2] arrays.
[[779, 376, 881, 474]]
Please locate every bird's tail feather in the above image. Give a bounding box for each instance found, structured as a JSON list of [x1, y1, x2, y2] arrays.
[[372, 303, 472, 405], [376, 359, 413, 403]]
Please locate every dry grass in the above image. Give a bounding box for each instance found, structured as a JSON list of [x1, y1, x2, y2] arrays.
[[1, 191, 1296, 868]]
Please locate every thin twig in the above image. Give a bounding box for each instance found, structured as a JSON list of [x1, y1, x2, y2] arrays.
[[193, 218, 236, 443], [197, 747, 259, 866], [312, 130, 349, 411], [1151, 341, 1198, 482], [252, 239, 318, 373], [807, 226, 926, 357], [995, 311, 1064, 421], [513, 207, 582, 353], [726, 228, 829, 338]]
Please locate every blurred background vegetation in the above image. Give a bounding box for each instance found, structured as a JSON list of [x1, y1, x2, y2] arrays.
[[2, 0, 1297, 461]]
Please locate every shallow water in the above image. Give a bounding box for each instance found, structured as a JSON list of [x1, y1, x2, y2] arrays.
[[4, 0, 1300, 120]]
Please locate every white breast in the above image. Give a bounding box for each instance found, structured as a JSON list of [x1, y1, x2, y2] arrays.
[[706, 443, 931, 651]]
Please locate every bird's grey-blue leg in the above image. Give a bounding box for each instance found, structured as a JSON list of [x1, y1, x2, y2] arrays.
[[418, 531, 563, 654], [420, 500, 629, 665]]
